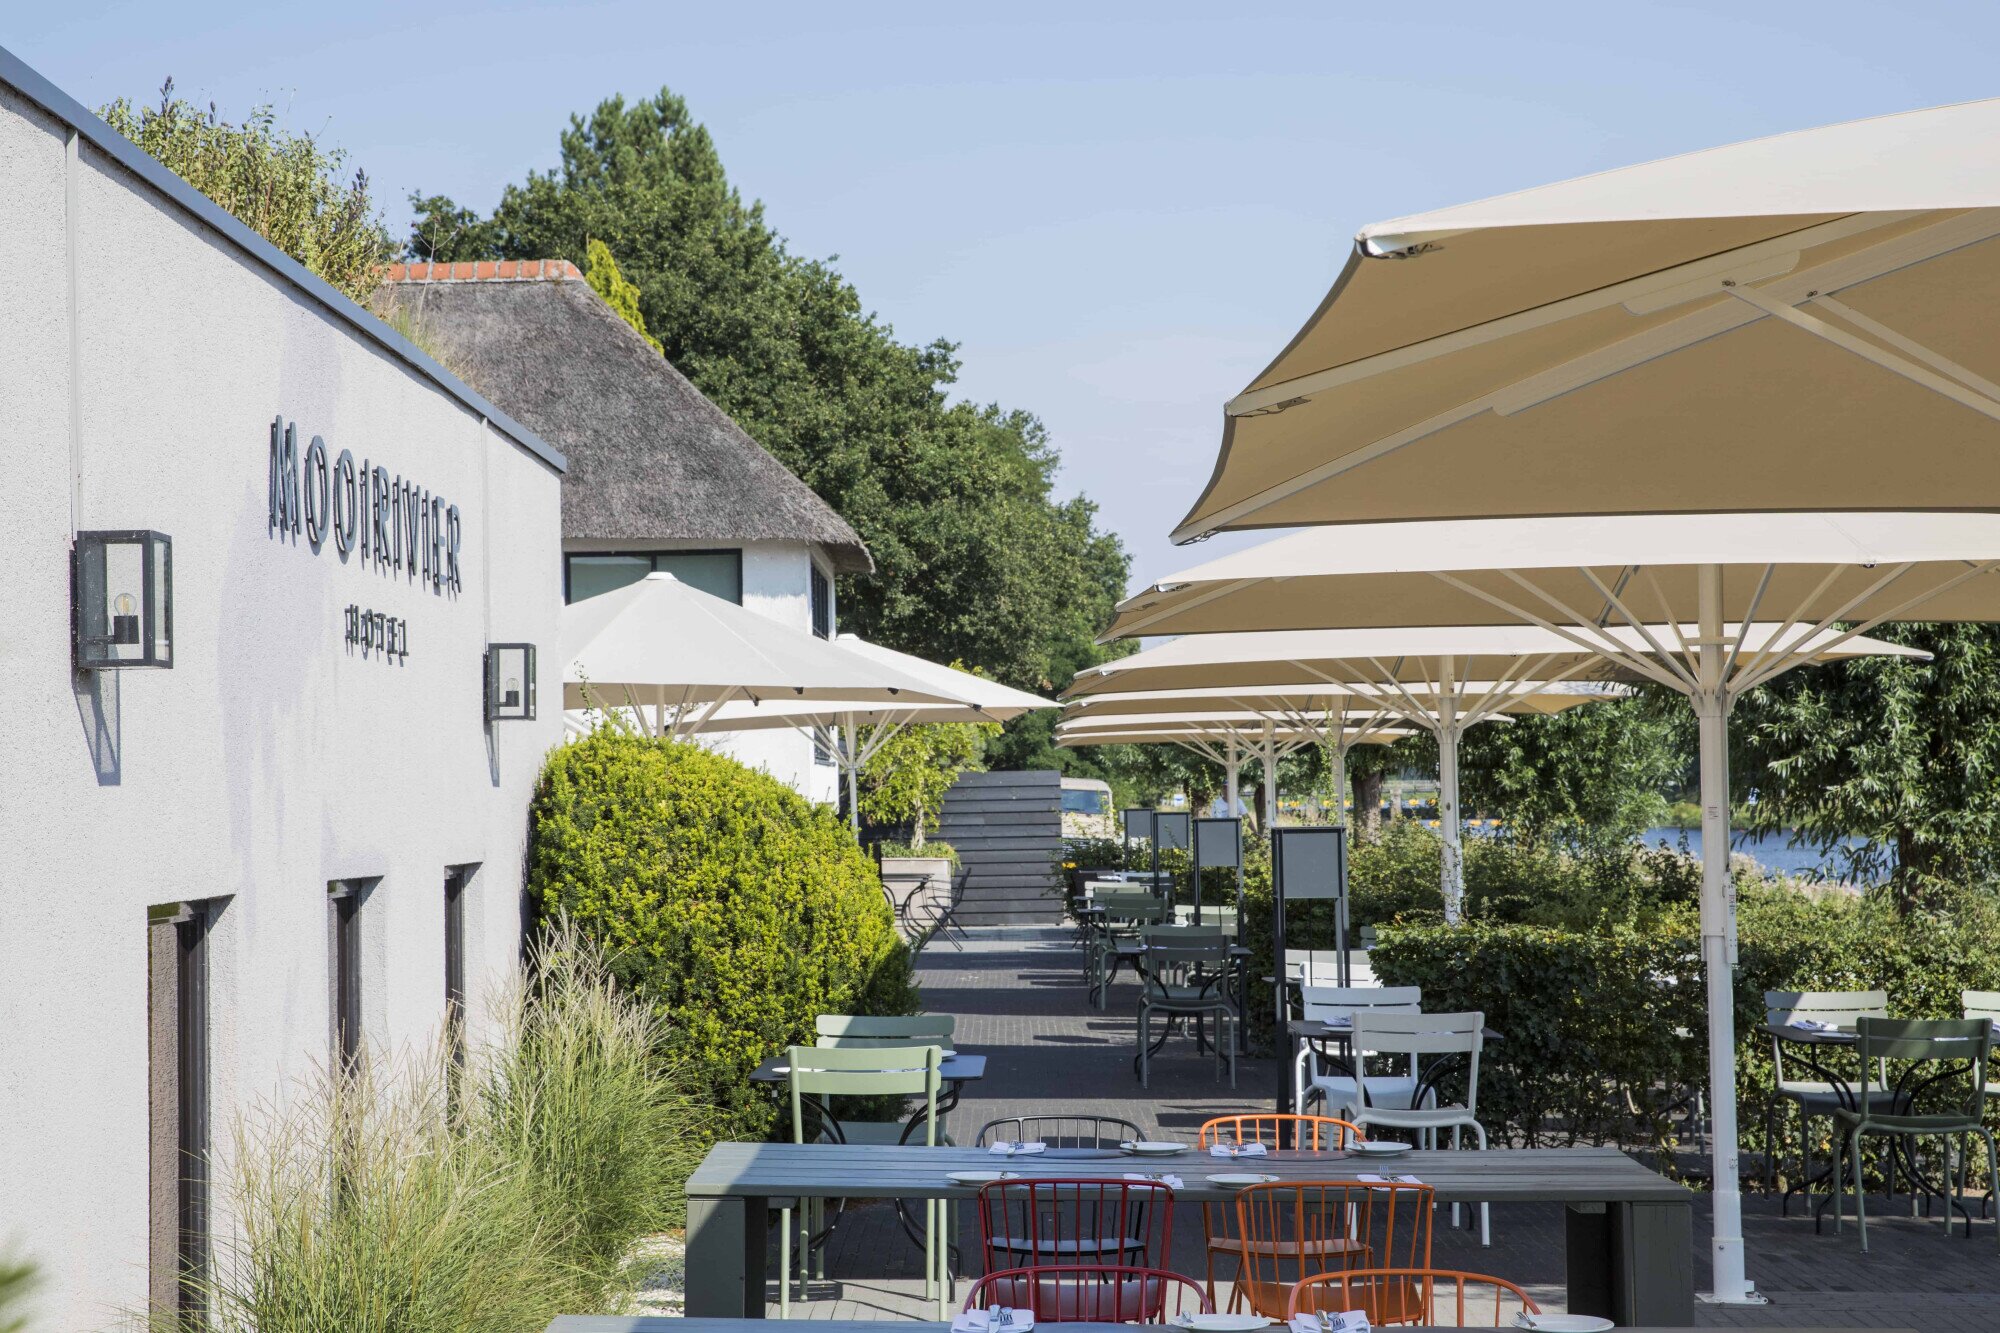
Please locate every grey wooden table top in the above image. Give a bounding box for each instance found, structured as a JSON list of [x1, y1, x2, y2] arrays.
[[548, 1312, 1872, 1320], [747, 1052, 988, 1084], [684, 1141, 1690, 1205]]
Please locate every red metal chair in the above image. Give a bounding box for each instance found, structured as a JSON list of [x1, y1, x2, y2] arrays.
[[1234, 1180, 1434, 1321], [1195, 1115, 1364, 1309], [1289, 1267, 1540, 1328], [965, 1265, 1213, 1322], [976, 1177, 1173, 1273]]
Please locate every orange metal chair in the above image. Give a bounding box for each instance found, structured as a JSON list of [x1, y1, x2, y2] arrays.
[[1234, 1180, 1433, 1322], [1289, 1267, 1540, 1328], [1195, 1115, 1364, 1309], [965, 1264, 1213, 1322]]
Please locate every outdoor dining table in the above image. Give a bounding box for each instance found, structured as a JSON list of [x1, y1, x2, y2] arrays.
[[1758, 1020, 1990, 1229], [682, 1141, 1695, 1327]]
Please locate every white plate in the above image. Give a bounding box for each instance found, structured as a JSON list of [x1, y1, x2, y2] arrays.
[[1349, 1140, 1413, 1155], [1122, 1140, 1190, 1155], [1515, 1316, 1614, 1332], [1205, 1173, 1281, 1187], [1175, 1314, 1273, 1331], [946, 1170, 1020, 1185]]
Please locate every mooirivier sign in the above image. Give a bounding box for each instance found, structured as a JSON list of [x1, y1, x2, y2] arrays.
[[266, 414, 463, 593]]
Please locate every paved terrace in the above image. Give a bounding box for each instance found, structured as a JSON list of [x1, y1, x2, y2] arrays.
[[764, 928, 1997, 1329]]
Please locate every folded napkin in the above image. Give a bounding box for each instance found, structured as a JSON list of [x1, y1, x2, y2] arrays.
[[1356, 1173, 1423, 1185], [1123, 1171, 1184, 1189], [1209, 1142, 1269, 1158], [952, 1308, 1026, 1333], [1788, 1018, 1834, 1032], [989, 1141, 1047, 1156], [1291, 1311, 1370, 1333]]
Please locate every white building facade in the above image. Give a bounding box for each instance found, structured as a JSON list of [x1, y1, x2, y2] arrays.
[[0, 50, 565, 1330]]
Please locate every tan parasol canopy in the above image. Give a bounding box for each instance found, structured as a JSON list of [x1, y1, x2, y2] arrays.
[[1176, 98, 2000, 540]]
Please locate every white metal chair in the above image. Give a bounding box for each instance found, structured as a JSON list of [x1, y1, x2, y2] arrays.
[[1294, 985, 1423, 1118], [1345, 1009, 1492, 1245]]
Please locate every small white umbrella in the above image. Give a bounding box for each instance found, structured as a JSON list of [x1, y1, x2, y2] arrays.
[[1065, 678, 1618, 906], [681, 635, 1053, 830], [1064, 700, 1424, 824], [561, 574, 955, 736]]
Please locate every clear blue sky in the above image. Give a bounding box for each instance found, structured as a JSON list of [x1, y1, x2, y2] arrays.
[[11, 3, 1997, 588]]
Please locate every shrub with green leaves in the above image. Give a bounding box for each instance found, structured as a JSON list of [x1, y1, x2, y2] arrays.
[[101, 80, 393, 303], [528, 730, 920, 1140]]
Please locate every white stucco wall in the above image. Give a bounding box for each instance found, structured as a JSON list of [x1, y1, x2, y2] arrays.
[[0, 79, 562, 1331]]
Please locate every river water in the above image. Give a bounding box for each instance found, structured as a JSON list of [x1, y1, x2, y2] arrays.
[[1633, 826, 1892, 883]]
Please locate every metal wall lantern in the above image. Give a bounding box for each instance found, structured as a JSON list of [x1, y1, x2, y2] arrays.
[[484, 643, 537, 722], [73, 530, 173, 670]]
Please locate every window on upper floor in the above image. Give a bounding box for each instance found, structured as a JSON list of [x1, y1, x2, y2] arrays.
[[810, 562, 832, 639], [565, 550, 744, 605]]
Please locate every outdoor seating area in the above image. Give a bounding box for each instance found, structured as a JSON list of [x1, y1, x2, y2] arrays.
[[666, 929, 1997, 1331]]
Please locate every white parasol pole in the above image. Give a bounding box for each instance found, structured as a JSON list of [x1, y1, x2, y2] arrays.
[[844, 715, 862, 834], [1225, 738, 1242, 816], [1695, 565, 1752, 1303], [1437, 660, 1466, 924]]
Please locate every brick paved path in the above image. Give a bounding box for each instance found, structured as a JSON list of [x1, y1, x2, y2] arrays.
[[770, 928, 1999, 1329]]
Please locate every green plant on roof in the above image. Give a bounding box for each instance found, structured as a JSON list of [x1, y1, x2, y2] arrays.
[[584, 238, 663, 354], [100, 79, 393, 303]]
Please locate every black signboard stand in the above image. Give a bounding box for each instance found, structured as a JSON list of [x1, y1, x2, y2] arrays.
[[1191, 816, 1242, 927], [1155, 811, 1190, 910], [1271, 825, 1349, 1123]]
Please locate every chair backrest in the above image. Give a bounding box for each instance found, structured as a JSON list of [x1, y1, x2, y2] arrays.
[[964, 1265, 1211, 1323], [1964, 989, 2000, 1023], [1764, 989, 1888, 1027], [1098, 891, 1167, 925], [1855, 1017, 1992, 1123], [976, 1177, 1174, 1274], [977, 1115, 1141, 1150], [1234, 1181, 1433, 1319], [1289, 1268, 1539, 1328], [815, 1014, 956, 1048], [1352, 1010, 1485, 1112], [1301, 985, 1421, 1022], [1197, 1113, 1362, 1151], [787, 1044, 941, 1146]]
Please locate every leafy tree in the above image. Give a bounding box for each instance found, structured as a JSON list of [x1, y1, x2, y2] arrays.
[[858, 721, 999, 848], [407, 90, 1128, 699], [1731, 623, 2000, 900], [102, 79, 393, 302], [583, 239, 661, 353], [1455, 694, 1680, 851]]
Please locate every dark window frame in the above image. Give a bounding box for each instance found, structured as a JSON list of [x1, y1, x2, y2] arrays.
[[329, 881, 366, 1075], [563, 548, 745, 605], [444, 866, 473, 1067], [809, 561, 833, 640]]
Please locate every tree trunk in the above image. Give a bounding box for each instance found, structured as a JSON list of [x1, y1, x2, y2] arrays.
[[911, 801, 927, 850], [1353, 769, 1384, 840]]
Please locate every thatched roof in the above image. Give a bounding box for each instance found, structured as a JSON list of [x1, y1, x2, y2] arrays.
[[374, 262, 870, 573]]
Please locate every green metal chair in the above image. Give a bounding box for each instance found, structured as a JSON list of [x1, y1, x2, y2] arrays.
[[1763, 989, 1891, 1207], [784, 1044, 949, 1316], [1961, 991, 2000, 1216], [1091, 890, 1168, 1009], [1134, 925, 1237, 1088], [1831, 1017, 1998, 1252]]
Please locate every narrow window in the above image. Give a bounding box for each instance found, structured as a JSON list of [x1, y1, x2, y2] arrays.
[[809, 562, 833, 639], [149, 901, 211, 1321], [444, 867, 471, 1065], [329, 882, 364, 1074]]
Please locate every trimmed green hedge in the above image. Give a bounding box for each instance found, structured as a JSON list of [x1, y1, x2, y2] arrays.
[[527, 731, 920, 1141], [1367, 881, 2000, 1166]]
